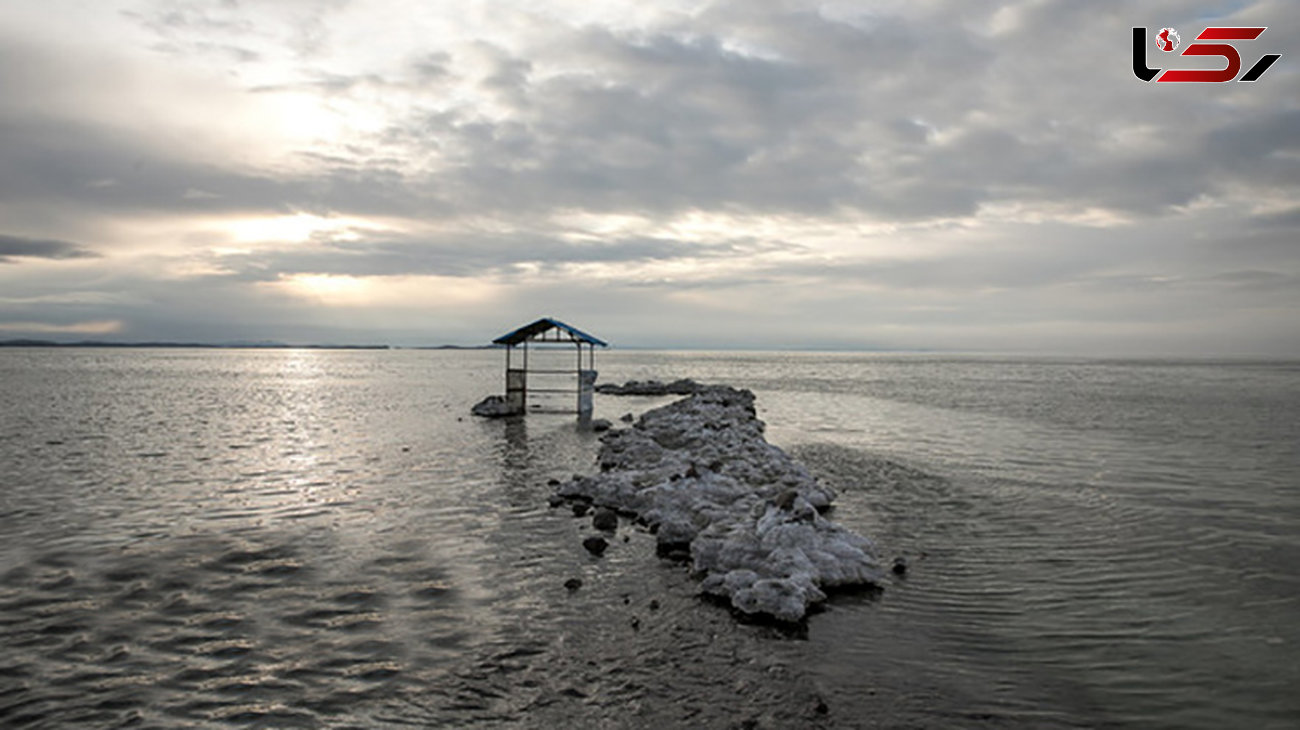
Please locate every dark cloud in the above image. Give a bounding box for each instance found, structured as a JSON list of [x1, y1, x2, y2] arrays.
[[215, 231, 797, 281], [0, 117, 433, 218], [1205, 269, 1298, 291], [0, 234, 99, 263], [7, 2, 1297, 225], [1251, 207, 1300, 230]]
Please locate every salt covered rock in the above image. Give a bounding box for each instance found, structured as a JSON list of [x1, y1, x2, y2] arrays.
[[595, 378, 703, 396], [554, 385, 883, 621]]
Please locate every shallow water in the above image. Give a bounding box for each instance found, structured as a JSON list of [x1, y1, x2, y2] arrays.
[[613, 352, 1300, 729], [2, 349, 1298, 728]]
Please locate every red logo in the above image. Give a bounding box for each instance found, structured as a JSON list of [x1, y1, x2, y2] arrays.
[[1133, 26, 1281, 82], [1156, 28, 1181, 52]]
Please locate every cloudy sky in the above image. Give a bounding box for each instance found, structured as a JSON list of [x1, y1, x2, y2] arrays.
[[1, 0, 1296, 353]]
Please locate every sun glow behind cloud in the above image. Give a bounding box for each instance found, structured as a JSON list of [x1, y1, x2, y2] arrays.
[[278, 274, 369, 303], [226, 214, 381, 245], [272, 273, 498, 308]]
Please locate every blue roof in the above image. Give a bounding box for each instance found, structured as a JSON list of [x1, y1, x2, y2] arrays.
[[492, 317, 608, 347]]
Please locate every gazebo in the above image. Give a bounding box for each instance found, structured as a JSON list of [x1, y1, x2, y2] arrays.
[[491, 317, 608, 417]]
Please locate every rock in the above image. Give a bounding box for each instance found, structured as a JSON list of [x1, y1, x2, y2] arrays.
[[591, 508, 618, 531], [594, 378, 703, 396], [620, 413, 634, 423], [658, 546, 691, 563], [547, 478, 561, 486], [773, 489, 798, 511], [590, 418, 613, 432], [555, 384, 883, 622], [629, 616, 640, 630], [582, 536, 609, 556], [649, 599, 660, 611], [564, 578, 583, 591], [470, 395, 516, 418], [572, 502, 590, 517], [892, 556, 908, 576], [548, 495, 565, 508]]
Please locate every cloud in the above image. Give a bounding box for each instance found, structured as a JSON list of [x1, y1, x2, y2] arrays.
[[211, 229, 797, 281], [0, 319, 122, 334], [0, 0, 1295, 353], [0, 234, 99, 263]]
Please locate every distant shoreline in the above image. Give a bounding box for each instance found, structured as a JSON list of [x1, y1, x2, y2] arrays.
[[2, 341, 1293, 362], [0, 339, 498, 351]]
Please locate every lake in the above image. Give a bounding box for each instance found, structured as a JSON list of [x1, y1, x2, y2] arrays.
[[2, 348, 1297, 728]]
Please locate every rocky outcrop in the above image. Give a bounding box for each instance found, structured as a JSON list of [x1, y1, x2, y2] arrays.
[[555, 385, 883, 622], [594, 378, 703, 396]]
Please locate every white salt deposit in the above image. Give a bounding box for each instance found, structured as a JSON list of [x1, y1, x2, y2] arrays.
[[557, 385, 884, 621]]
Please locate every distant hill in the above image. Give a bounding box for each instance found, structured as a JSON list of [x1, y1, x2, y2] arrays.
[[0, 339, 393, 350], [409, 344, 498, 350]]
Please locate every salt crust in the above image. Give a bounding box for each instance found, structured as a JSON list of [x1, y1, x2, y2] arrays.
[[557, 385, 883, 621]]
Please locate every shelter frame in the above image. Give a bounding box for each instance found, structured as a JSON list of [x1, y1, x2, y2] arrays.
[[491, 318, 606, 417]]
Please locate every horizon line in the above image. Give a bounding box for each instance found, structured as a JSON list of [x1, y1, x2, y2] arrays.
[[1, 338, 1297, 361]]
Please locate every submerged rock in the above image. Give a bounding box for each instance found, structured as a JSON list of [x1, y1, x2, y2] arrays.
[[555, 385, 883, 622], [582, 536, 609, 556], [470, 395, 516, 418], [591, 508, 619, 531]]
